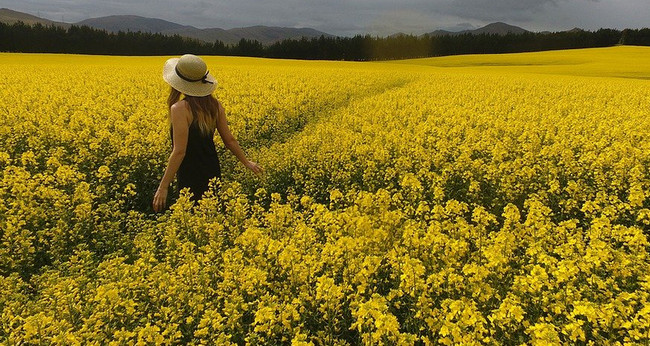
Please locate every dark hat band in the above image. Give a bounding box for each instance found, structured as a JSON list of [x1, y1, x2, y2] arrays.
[[175, 65, 213, 84]]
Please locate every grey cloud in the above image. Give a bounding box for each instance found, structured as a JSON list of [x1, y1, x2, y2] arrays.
[[434, 0, 603, 22], [435, 0, 561, 22]]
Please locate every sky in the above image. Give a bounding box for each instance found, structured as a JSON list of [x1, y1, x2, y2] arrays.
[[2, 0, 649, 36]]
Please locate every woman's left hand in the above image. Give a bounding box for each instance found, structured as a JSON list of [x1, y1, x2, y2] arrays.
[[244, 160, 264, 176], [153, 186, 169, 212]]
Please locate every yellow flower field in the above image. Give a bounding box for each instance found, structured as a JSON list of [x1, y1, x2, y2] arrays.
[[1, 46, 649, 344]]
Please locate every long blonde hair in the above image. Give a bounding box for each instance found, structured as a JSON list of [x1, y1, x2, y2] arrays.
[[167, 87, 220, 137]]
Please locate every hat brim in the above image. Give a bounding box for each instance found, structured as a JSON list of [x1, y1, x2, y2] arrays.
[[163, 58, 217, 97]]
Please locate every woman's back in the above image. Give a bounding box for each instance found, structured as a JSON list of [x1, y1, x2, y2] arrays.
[[154, 53, 262, 213], [170, 112, 221, 201]]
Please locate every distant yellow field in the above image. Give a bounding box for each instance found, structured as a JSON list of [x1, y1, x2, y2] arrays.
[[1, 47, 649, 344], [391, 45, 650, 79]]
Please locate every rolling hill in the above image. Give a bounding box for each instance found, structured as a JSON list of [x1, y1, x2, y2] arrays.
[[0, 9, 333, 45], [0, 8, 69, 28], [76, 15, 188, 33], [427, 22, 529, 36], [76, 15, 333, 45]]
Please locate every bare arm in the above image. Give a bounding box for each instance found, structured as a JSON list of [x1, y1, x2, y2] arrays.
[[153, 102, 190, 212], [216, 102, 263, 176]]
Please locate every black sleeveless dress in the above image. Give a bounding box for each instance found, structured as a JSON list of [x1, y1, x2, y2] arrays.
[[170, 118, 221, 202]]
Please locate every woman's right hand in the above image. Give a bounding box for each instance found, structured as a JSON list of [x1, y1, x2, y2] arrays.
[[153, 186, 169, 212], [244, 160, 264, 176]]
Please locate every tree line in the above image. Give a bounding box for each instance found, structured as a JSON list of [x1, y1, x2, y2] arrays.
[[1, 21, 649, 60]]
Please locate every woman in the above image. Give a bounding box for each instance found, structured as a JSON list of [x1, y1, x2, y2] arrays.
[[153, 54, 263, 212]]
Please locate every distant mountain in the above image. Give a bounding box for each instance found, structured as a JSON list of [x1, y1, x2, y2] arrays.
[[76, 15, 333, 45], [472, 22, 528, 35], [162, 27, 239, 44], [428, 29, 456, 36], [227, 26, 332, 45], [566, 27, 584, 33], [77, 15, 188, 33], [426, 22, 529, 36], [0, 8, 69, 27], [0, 9, 333, 45]]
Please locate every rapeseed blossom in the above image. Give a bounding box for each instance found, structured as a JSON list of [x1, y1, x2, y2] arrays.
[[1, 47, 649, 344]]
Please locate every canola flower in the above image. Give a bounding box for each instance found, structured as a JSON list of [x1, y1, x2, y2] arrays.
[[1, 47, 649, 344]]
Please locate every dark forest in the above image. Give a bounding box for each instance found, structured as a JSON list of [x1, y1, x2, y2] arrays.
[[1, 21, 649, 60]]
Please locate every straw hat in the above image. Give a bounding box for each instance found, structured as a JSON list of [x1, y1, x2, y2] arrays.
[[163, 54, 217, 97]]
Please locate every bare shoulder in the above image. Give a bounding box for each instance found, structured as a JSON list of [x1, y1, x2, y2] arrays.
[[170, 99, 192, 122], [171, 99, 190, 113]]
